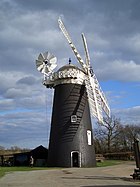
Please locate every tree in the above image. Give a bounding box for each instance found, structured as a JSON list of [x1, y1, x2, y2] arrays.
[[94, 115, 121, 153], [94, 116, 140, 153], [0, 146, 5, 155], [0, 146, 5, 150], [10, 146, 22, 151], [122, 124, 140, 151]]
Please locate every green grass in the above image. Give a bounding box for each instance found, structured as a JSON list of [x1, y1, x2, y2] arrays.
[[0, 167, 48, 178], [0, 160, 125, 178], [96, 160, 124, 167]]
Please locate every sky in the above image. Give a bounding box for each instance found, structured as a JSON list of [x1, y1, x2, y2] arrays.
[[0, 0, 140, 149]]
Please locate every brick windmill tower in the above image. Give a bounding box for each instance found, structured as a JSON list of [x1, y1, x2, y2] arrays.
[[36, 18, 110, 167]]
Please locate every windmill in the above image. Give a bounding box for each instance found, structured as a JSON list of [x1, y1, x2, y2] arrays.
[[36, 18, 110, 167]]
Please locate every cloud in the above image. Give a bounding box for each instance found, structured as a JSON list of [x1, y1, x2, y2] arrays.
[[113, 106, 140, 125], [0, 110, 51, 148], [16, 76, 38, 85], [96, 60, 140, 81], [124, 34, 140, 54], [0, 71, 24, 95], [5, 88, 29, 99], [0, 99, 15, 111]]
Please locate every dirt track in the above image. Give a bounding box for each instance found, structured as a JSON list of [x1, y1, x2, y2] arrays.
[[0, 161, 140, 187]]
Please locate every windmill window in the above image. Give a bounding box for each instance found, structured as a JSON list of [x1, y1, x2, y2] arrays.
[[71, 115, 77, 123], [87, 130, 92, 145]]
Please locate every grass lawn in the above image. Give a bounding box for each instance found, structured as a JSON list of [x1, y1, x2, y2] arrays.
[[0, 167, 48, 178], [0, 160, 125, 178], [96, 160, 124, 167]]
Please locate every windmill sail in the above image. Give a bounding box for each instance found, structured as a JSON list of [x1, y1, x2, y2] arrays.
[[58, 17, 110, 123], [81, 33, 110, 121], [81, 33, 91, 68], [93, 75, 110, 117], [85, 76, 103, 122], [58, 18, 87, 73]]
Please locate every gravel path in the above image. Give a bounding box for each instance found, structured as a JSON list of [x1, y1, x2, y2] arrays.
[[0, 161, 140, 187]]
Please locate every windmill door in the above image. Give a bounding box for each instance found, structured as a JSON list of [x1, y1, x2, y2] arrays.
[[71, 151, 81, 167]]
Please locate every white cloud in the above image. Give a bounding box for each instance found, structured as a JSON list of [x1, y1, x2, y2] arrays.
[[88, 33, 110, 49], [124, 34, 140, 53], [97, 60, 140, 81], [0, 99, 15, 111], [0, 110, 51, 148], [5, 88, 29, 99], [113, 106, 140, 124]]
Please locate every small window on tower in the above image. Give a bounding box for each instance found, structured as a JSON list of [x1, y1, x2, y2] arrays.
[[71, 115, 77, 123], [87, 130, 92, 145]]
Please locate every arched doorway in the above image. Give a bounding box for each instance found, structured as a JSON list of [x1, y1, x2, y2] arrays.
[[71, 151, 81, 167]]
